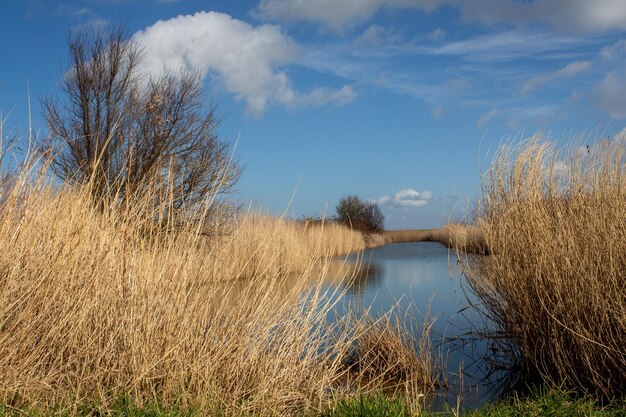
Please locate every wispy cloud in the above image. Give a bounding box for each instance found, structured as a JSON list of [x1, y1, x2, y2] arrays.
[[250, 2, 626, 123], [355, 24, 399, 46], [427, 28, 445, 42], [430, 104, 444, 119], [594, 72, 626, 118], [54, 4, 110, 31], [422, 32, 588, 62], [297, 24, 622, 124], [132, 11, 356, 116], [520, 60, 592, 95], [601, 39, 626, 59], [478, 108, 502, 128], [255, 0, 427, 32]]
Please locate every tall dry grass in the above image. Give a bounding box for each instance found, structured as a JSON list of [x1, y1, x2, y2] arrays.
[[0, 160, 434, 415], [459, 135, 626, 398], [211, 214, 367, 280]]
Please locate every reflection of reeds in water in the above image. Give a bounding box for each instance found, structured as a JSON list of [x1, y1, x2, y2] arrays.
[[316, 259, 385, 296], [458, 136, 626, 398], [0, 160, 436, 415]]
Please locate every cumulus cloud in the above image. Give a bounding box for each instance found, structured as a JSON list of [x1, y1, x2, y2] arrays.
[[594, 72, 626, 118], [132, 11, 356, 116], [520, 60, 592, 95], [257, 0, 626, 34], [376, 189, 433, 208]]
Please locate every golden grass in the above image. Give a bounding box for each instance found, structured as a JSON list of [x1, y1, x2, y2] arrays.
[[0, 163, 435, 415], [458, 135, 626, 398], [384, 226, 488, 254], [206, 213, 367, 280], [440, 222, 489, 255]]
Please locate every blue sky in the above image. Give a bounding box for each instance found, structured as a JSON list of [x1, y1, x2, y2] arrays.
[[2, 0, 626, 228]]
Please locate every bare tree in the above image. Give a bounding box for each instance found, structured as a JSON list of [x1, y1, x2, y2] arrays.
[[336, 195, 384, 233], [42, 25, 241, 224]]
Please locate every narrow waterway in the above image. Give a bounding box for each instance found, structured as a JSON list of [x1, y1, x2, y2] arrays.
[[323, 242, 504, 410]]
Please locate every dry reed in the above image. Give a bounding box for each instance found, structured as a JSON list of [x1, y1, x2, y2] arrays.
[[205, 213, 367, 280], [458, 135, 626, 398], [0, 160, 434, 415]]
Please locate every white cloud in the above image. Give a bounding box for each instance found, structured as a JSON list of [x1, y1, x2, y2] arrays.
[[255, 0, 459, 32], [355, 24, 398, 46], [55, 5, 92, 17], [575, 130, 626, 158], [427, 27, 445, 42], [601, 39, 626, 59], [610, 128, 626, 149], [424, 31, 583, 62], [520, 60, 592, 95], [55, 4, 110, 31], [568, 89, 583, 103], [132, 11, 356, 116], [255, 0, 383, 32], [457, 0, 626, 33], [477, 108, 501, 127], [295, 85, 357, 108], [594, 73, 626, 118], [376, 188, 433, 208], [257, 0, 626, 33]]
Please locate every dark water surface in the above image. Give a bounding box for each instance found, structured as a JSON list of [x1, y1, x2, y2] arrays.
[[324, 242, 501, 410]]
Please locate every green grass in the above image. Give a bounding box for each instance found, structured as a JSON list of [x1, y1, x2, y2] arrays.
[[323, 389, 625, 417], [0, 396, 202, 417], [1, 390, 624, 417], [321, 395, 413, 417], [461, 389, 626, 417]]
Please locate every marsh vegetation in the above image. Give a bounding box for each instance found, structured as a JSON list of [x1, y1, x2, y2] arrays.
[[458, 137, 626, 398], [0, 159, 437, 416], [1, 22, 625, 417]]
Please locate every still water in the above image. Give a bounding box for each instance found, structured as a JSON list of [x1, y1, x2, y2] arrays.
[[324, 242, 499, 409]]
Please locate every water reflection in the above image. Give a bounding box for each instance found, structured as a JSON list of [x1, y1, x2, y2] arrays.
[[215, 242, 500, 409], [322, 242, 500, 410], [341, 262, 384, 296]]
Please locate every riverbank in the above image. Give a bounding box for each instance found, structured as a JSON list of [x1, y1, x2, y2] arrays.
[[1, 136, 622, 416], [378, 224, 488, 254], [2, 388, 623, 416], [458, 138, 625, 398], [326, 389, 626, 417], [0, 169, 435, 416]]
